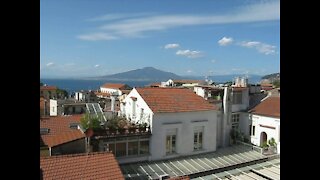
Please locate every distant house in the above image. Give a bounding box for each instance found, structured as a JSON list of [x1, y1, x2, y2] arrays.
[[40, 152, 124, 180], [261, 83, 274, 91], [40, 97, 49, 117], [193, 85, 223, 100], [40, 85, 57, 100], [247, 96, 280, 153], [121, 87, 218, 161], [100, 83, 131, 96], [40, 115, 86, 156], [74, 90, 97, 102], [148, 82, 161, 87], [160, 79, 205, 88], [49, 99, 87, 116]]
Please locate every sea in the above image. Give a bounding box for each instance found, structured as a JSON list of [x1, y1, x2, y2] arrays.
[[40, 79, 154, 93]]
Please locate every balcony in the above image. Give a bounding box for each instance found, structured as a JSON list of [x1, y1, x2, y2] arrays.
[[92, 126, 151, 139]]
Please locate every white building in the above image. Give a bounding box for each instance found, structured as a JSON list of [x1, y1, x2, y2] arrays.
[[74, 90, 97, 102], [247, 96, 280, 153], [100, 83, 131, 96], [121, 87, 218, 161]]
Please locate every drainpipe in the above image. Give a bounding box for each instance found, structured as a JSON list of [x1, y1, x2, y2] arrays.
[[222, 87, 232, 147]]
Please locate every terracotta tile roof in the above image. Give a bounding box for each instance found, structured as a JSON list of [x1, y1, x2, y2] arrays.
[[249, 96, 280, 118], [95, 91, 111, 97], [40, 152, 124, 180], [121, 90, 131, 94], [136, 87, 217, 113], [40, 86, 57, 91], [261, 87, 274, 91], [173, 79, 204, 84], [101, 83, 127, 89], [40, 115, 85, 147], [40, 97, 45, 110], [261, 83, 273, 87]]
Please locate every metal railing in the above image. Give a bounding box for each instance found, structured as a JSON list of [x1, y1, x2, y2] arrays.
[[235, 140, 263, 154]]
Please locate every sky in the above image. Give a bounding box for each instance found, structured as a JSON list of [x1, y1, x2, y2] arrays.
[[40, 0, 280, 78]]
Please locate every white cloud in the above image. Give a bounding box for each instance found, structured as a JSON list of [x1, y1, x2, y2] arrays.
[[176, 50, 204, 58], [218, 37, 234, 46], [77, 33, 118, 41], [87, 13, 154, 22], [240, 41, 276, 55], [94, 64, 100, 68], [164, 43, 180, 49], [46, 62, 54, 67], [187, 70, 193, 73], [78, 1, 279, 40], [211, 59, 216, 63]]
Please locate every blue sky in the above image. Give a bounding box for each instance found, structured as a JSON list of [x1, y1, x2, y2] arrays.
[[40, 0, 280, 78]]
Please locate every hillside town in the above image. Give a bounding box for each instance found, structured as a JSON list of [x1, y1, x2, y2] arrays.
[[40, 76, 280, 179]]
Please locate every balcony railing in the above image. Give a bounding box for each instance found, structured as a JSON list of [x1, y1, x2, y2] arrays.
[[92, 126, 151, 139]]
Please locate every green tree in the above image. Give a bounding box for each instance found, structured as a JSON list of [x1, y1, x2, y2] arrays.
[[273, 80, 280, 88], [268, 138, 277, 147], [57, 88, 68, 98], [40, 82, 43, 86], [80, 113, 102, 130]]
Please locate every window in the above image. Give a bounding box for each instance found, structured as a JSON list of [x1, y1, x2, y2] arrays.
[[52, 106, 55, 113], [252, 125, 255, 136], [194, 126, 204, 150], [232, 114, 240, 123], [194, 132, 203, 150], [166, 129, 177, 155], [128, 141, 138, 156], [249, 125, 252, 135], [116, 142, 126, 157], [139, 141, 149, 155], [132, 100, 136, 117], [232, 114, 240, 130], [166, 135, 176, 154], [232, 92, 242, 104]]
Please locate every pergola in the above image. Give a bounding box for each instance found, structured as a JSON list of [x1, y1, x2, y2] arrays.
[[120, 145, 273, 179]]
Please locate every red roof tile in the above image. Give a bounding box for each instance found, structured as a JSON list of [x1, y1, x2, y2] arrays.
[[40, 86, 57, 91], [261, 83, 273, 87], [40, 152, 124, 180], [136, 87, 217, 113], [40, 115, 85, 147], [121, 90, 131, 94], [40, 97, 45, 110], [101, 83, 127, 89], [249, 97, 280, 118], [95, 91, 111, 97]]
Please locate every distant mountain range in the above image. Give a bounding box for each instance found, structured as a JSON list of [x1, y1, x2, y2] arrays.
[[86, 67, 263, 83], [91, 67, 181, 81], [261, 73, 280, 80]]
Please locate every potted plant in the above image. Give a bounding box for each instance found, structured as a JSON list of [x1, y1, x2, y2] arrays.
[[261, 141, 269, 153], [138, 123, 147, 132], [129, 124, 136, 133], [118, 127, 126, 134], [268, 138, 277, 153]]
